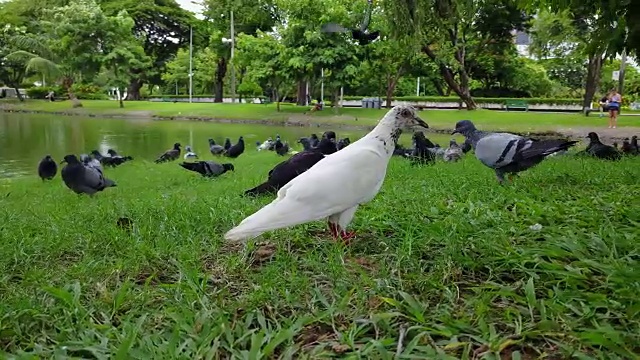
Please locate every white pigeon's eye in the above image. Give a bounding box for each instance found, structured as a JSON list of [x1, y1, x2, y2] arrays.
[[401, 109, 411, 118]]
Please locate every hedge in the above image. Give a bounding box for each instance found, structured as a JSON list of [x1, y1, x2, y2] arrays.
[[149, 95, 584, 106]]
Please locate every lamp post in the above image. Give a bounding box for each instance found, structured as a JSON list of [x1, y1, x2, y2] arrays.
[[189, 25, 193, 103], [221, 10, 236, 103]]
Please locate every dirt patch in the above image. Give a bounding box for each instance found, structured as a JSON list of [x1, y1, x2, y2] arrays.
[[555, 126, 640, 142], [250, 242, 277, 266], [296, 324, 337, 349]]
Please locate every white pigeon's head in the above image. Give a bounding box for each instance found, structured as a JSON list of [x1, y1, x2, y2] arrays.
[[383, 105, 429, 131]]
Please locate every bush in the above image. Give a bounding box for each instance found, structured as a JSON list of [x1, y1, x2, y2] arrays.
[[70, 84, 110, 100], [26, 87, 53, 99], [341, 95, 583, 106], [470, 88, 532, 98]]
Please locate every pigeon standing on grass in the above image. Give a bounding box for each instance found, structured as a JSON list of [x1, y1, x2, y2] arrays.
[[584, 132, 622, 160], [209, 139, 225, 155], [225, 136, 245, 158], [224, 105, 429, 243], [184, 146, 198, 160], [443, 139, 463, 162], [179, 161, 234, 177], [154, 143, 181, 163], [60, 154, 116, 195], [452, 120, 578, 183], [37, 155, 57, 181]]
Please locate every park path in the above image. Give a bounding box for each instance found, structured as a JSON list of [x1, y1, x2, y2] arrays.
[[555, 126, 640, 141]]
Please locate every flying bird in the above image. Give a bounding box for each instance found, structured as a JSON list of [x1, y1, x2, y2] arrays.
[[321, 0, 379, 45], [60, 154, 116, 195], [37, 155, 57, 181], [155, 143, 181, 163], [179, 161, 234, 177], [452, 120, 578, 183], [224, 105, 428, 243]]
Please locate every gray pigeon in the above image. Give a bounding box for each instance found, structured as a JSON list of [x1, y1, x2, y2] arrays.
[[443, 139, 463, 162], [37, 154, 57, 181], [80, 153, 103, 173], [179, 161, 235, 177], [61, 154, 116, 195], [208, 138, 225, 155], [452, 120, 578, 183]]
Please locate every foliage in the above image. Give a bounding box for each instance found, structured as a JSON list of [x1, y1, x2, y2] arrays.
[[237, 79, 263, 98]]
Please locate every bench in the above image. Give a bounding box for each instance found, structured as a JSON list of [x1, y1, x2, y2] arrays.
[[505, 99, 529, 111], [259, 98, 272, 105]]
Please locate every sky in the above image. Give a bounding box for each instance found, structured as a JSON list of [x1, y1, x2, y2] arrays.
[[176, 0, 204, 18]]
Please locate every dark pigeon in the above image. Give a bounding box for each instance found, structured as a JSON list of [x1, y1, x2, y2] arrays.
[[275, 137, 289, 156], [224, 138, 232, 151], [621, 137, 639, 155], [179, 161, 234, 177], [631, 135, 639, 153], [322, 131, 336, 141], [80, 153, 103, 173], [452, 120, 579, 183], [443, 139, 463, 162], [37, 155, 57, 181], [337, 137, 351, 151], [155, 143, 181, 163], [244, 138, 337, 196], [585, 132, 622, 160], [61, 154, 116, 195], [298, 137, 313, 151], [91, 150, 128, 167], [309, 134, 320, 147], [106, 149, 133, 163], [225, 136, 245, 158], [409, 131, 436, 165], [208, 138, 225, 155]]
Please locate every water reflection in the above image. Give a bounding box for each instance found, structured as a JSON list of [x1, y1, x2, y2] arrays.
[[0, 113, 367, 178]]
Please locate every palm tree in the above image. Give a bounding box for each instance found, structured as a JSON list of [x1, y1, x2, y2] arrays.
[[6, 35, 83, 107]]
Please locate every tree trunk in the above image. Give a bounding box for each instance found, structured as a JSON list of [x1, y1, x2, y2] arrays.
[[126, 78, 143, 100], [422, 45, 476, 110], [385, 66, 405, 108], [275, 88, 281, 112], [214, 57, 227, 103], [582, 53, 604, 116], [432, 79, 445, 96], [118, 87, 124, 108], [332, 88, 340, 114], [12, 87, 24, 102], [62, 76, 82, 108], [296, 80, 308, 106]]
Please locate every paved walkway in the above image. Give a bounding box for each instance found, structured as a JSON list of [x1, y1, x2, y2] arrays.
[[555, 126, 640, 141]]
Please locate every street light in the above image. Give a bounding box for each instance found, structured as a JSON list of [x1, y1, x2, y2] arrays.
[[221, 10, 236, 103], [189, 25, 193, 103]]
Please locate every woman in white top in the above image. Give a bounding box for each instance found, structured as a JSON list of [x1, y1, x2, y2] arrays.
[[608, 89, 622, 129]]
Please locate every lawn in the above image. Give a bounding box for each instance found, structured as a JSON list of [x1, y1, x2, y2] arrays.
[[1, 147, 639, 358], [3, 99, 640, 133]]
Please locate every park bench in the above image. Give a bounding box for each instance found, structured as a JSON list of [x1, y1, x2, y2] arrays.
[[259, 97, 272, 105], [505, 99, 529, 111]]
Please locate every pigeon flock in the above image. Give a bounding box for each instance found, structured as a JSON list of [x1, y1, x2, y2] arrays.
[[35, 105, 639, 242]]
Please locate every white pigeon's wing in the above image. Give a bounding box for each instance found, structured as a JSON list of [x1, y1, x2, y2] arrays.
[[224, 146, 389, 241], [475, 133, 531, 168]]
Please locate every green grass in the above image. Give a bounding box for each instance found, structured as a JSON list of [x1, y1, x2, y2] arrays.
[[3, 99, 640, 133], [1, 148, 639, 358]]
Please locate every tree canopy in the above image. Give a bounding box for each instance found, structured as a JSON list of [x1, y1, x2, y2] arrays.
[[0, 0, 637, 113]]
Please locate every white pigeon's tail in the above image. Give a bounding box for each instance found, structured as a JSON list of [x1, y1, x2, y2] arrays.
[[224, 197, 329, 242]]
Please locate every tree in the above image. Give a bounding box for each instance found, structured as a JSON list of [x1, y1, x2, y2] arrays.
[[0, 25, 32, 100], [99, 0, 198, 100], [202, 0, 280, 102], [366, 36, 416, 107], [235, 31, 290, 111], [161, 49, 191, 95], [101, 11, 153, 108], [384, 0, 531, 110]]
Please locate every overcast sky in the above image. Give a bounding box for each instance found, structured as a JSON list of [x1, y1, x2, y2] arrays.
[[175, 0, 204, 17]]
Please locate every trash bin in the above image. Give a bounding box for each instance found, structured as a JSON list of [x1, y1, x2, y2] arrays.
[[372, 98, 381, 109], [361, 98, 368, 108]]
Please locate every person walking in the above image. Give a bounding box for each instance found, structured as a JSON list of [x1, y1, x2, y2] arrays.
[[608, 89, 622, 128]]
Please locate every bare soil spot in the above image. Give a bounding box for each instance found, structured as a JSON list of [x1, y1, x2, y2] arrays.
[[296, 324, 337, 349], [250, 242, 277, 266]]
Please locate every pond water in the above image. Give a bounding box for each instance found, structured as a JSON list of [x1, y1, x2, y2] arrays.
[[0, 113, 372, 178], [0, 113, 456, 179]]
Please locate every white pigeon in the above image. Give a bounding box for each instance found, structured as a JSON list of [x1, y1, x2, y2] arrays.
[[184, 146, 198, 160], [443, 139, 463, 162], [257, 139, 274, 151], [224, 105, 429, 243], [452, 120, 578, 183]]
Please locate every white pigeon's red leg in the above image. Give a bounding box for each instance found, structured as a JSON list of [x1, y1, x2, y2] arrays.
[[328, 206, 359, 244]]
